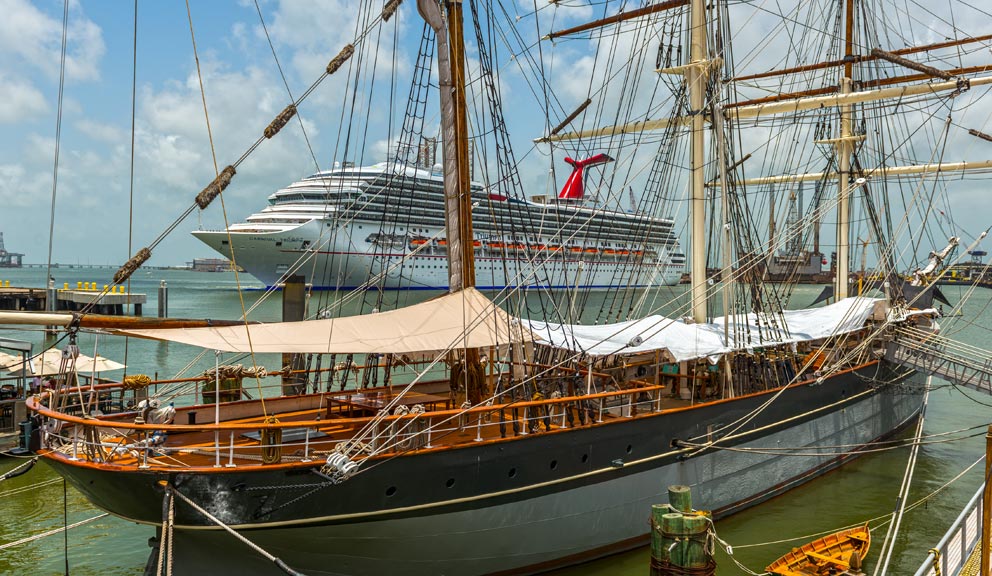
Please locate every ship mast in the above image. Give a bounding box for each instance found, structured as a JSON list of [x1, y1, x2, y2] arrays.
[[835, 0, 856, 300], [418, 0, 485, 404], [688, 0, 708, 322]]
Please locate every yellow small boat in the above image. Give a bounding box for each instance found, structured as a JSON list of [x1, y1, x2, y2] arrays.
[[766, 523, 871, 576]]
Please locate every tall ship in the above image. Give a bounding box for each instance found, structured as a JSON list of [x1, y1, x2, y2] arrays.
[[192, 155, 685, 290], [7, 0, 992, 575]]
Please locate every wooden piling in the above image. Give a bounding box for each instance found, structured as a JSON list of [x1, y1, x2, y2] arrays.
[[669, 485, 692, 513], [281, 275, 307, 395], [649, 485, 716, 576]]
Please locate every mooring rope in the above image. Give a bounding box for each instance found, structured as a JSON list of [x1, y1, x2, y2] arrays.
[[167, 485, 306, 576], [0, 513, 109, 552]]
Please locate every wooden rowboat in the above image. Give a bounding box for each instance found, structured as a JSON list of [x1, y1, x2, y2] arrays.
[[766, 523, 871, 576]]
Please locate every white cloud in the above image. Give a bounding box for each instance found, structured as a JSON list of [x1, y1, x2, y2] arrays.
[[75, 119, 125, 143], [0, 74, 47, 123], [0, 0, 105, 82]]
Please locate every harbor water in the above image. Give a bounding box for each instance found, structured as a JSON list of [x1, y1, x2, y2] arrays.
[[0, 267, 986, 575]]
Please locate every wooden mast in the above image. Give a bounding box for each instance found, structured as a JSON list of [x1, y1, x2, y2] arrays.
[[835, 0, 856, 300], [688, 0, 707, 322], [418, 0, 485, 405]]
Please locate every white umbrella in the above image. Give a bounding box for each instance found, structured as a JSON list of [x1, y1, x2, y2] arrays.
[[2, 349, 71, 377], [75, 353, 126, 374], [0, 351, 26, 372]]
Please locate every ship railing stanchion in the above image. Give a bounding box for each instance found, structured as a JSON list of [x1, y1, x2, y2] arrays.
[[214, 350, 221, 468], [424, 418, 433, 449], [69, 426, 79, 461], [474, 410, 484, 442], [302, 427, 313, 462], [520, 406, 529, 435], [139, 435, 150, 470], [226, 431, 236, 468]]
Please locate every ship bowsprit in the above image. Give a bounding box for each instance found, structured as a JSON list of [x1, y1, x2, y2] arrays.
[[883, 324, 992, 395]]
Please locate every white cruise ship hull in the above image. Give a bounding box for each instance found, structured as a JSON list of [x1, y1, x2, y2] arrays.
[[193, 219, 683, 290]]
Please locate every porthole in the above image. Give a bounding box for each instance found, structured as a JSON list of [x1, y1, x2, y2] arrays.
[[581, 454, 589, 463], [385, 486, 397, 496], [508, 467, 517, 478], [550, 460, 558, 470], [446, 478, 455, 488], [626, 444, 633, 454]]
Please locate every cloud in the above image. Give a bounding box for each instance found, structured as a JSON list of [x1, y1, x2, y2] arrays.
[[0, 0, 105, 82], [75, 119, 125, 143], [0, 74, 48, 123]]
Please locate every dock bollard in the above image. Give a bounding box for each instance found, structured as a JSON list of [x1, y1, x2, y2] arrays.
[[158, 280, 168, 318], [649, 485, 715, 576]]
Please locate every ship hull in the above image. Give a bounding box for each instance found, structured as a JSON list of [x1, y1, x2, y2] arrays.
[[46, 362, 922, 575], [192, 220, 683, 290]]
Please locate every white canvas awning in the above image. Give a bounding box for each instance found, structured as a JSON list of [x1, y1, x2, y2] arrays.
[[113, 288, 531, 354], [527, 297, 884, 362]]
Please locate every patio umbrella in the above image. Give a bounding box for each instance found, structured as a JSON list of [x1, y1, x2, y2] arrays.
[[0, 351, 26, 372], [75, 354, 126, 374], [2, 349, 74, 377]]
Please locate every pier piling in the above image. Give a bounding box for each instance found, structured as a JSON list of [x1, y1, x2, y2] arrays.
[[650, 485, 716, 576], [281, 276, 307, 395], [157, 281, 168, 318]]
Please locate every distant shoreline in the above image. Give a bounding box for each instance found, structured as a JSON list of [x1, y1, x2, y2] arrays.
[[13, 264, 206, 271]]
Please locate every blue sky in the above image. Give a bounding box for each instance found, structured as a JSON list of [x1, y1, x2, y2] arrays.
[[2, 0, 992, 272]]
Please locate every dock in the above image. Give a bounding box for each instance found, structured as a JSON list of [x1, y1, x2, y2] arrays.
[[0, 286, 147, 316]]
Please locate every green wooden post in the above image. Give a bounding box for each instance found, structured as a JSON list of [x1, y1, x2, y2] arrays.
[[661, 513, 684, 566], [668, 485, 692, 513], [650, 485, 716, 575], [681, 513, 709, 568], [650, 504, 669, 562]]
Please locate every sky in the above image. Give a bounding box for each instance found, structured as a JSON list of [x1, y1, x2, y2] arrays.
[[2, 0, 992, 270]]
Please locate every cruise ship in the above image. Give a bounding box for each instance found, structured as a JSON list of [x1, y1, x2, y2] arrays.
[[192, 155, 685, 290]]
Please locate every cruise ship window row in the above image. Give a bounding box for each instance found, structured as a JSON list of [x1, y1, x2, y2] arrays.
[[346, 210, 677, 241], [355, 193, 678, 231]]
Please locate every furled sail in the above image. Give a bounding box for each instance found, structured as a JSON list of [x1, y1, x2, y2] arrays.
[[528, 298, 898, 362], [114, 288, 532, 354]]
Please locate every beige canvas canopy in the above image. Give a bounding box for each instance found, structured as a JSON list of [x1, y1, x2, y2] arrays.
[[114, 288, 532, 354]]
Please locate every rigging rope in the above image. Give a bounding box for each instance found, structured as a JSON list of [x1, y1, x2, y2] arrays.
[[872, 376, 931, 576], [183, 0, 267, 414]]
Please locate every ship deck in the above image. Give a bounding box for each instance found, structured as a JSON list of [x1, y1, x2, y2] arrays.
[[35, 376, 704, 472]]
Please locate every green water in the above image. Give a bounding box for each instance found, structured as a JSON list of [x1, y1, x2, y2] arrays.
[[0, 268, 986, 575]]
